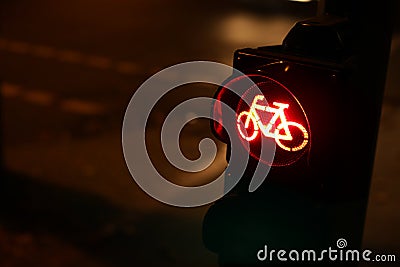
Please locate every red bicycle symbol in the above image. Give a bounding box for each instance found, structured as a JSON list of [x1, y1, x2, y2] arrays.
[[237, 94, 309, 152]]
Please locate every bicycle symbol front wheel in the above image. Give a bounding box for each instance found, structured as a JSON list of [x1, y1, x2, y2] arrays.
[[236, 111, 259, 141], [274, 122, 309, 152]]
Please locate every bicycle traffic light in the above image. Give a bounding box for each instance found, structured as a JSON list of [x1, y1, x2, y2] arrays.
[[211, 15, 365, 197], [204, 4, 393, 265]]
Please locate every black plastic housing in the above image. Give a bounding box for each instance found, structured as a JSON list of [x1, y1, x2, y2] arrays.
[[204, 15, 381, 266]]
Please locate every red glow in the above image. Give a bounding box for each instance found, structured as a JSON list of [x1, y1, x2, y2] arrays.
[[237, 95, 309, 152], [212, 68, 311, 166]]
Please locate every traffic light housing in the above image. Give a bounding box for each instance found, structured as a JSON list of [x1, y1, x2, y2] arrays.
[[205, 15, 386, 264], [212, 16, 367, 197]]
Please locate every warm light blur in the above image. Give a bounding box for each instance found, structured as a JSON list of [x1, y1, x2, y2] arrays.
[[216, 13, 297, 47]]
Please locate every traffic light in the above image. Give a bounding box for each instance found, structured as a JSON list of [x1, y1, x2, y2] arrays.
[[205, 14, 387, 265], [212, 15, 364, 195]]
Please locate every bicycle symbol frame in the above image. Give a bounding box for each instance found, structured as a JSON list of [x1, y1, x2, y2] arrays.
[[237, 94, 309, 152]]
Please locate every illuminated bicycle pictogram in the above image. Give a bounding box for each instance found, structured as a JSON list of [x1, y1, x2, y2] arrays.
[[237, 94, 309, 152]]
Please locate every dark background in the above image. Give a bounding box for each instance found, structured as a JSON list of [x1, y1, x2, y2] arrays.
[[0, 0, 399, 266]]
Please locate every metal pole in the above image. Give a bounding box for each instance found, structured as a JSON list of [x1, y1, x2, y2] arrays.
[[0, 81, 3, 178], [352, 0, 395, 244], [326, 0, 395, 249]]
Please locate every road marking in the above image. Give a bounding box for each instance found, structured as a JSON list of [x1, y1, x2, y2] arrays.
[[1, 83, 22, 97], [23, 90, 54, 106], [115, 61, 139, 74], [85, 55, 112, 69], [0, 37, 140, 75], [1, 82, 106, 115], [31, 45, 57, 58], [57, 49, 84, 63], [60, 99, 105, 115], [7, 40, 30, 54]]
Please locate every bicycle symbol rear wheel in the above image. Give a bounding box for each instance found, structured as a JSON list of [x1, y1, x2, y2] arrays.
[[274, 121, 309, 152]]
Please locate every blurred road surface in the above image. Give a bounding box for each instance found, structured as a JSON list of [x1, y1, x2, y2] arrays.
[[0, 0, 398, 266]]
